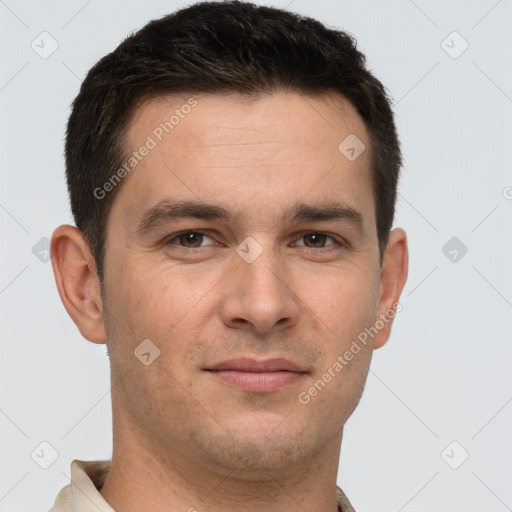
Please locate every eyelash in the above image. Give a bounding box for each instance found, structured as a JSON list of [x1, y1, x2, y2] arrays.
[[162, 230, 346, 250]]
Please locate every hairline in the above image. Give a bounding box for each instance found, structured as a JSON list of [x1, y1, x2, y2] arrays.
[[97, 88, 382, 287]]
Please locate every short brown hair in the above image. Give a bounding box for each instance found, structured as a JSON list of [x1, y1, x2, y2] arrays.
[[65, 0, 402, 283]]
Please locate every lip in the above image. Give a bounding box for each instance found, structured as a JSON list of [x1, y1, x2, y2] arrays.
[[207, 357, 304, 372], [205, 358, 307, 393]]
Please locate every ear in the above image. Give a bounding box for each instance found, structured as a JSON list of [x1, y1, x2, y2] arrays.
[[372, 228, 409, 350], [50, 224, 107, 344]]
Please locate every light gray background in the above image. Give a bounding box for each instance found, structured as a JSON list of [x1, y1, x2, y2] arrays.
[[1, 0, 511, 511]]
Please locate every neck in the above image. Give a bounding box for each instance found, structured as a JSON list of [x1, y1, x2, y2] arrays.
[[100, 407, 344, 512]]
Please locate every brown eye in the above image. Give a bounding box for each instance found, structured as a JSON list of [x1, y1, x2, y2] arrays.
[[303, 233, 328, 248], [178, 232, 204, 247], [165, 231, 214, 248], [296, 232, 336, 248]]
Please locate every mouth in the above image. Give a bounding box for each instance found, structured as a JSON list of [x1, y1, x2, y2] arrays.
[[204, 358, 307, 393]]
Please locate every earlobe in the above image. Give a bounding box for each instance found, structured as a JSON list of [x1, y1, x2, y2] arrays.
[[373, 228, 409, 350], [50, 224, 107, 344]]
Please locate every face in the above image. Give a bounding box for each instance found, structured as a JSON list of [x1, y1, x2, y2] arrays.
[[98, 91, 393, 477]]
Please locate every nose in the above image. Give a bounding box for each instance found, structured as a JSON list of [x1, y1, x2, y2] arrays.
[[219, 248, 300, 335]]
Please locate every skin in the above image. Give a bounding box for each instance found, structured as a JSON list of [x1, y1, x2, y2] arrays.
[[51, 91, 408, 512]]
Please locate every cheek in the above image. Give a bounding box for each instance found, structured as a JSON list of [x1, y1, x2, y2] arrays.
[[114, 263, 220, 358], [305, 266, 380, 341], [312, 270, 379, 410]]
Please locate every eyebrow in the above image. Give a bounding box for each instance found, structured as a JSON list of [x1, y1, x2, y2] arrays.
[[134, 199, 364, 234]]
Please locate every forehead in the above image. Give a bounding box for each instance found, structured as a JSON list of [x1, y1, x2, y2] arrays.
[[127, 90, 369, 154], [112, 91, 374, 232]]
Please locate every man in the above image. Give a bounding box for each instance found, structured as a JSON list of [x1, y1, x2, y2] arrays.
[[49, 1, 408, 511]]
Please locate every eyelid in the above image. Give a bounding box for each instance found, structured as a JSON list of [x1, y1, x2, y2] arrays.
[[291, 231, 346, 248], [163, 230, 217, 248], [162, 229, 347, 250]]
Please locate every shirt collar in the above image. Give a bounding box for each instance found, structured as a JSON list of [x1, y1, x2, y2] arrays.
[[50, 459, 114, 512], [50, 459, 356, 512]]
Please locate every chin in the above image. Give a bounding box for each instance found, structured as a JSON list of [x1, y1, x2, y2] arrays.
[[195, 417, 320, 475]]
